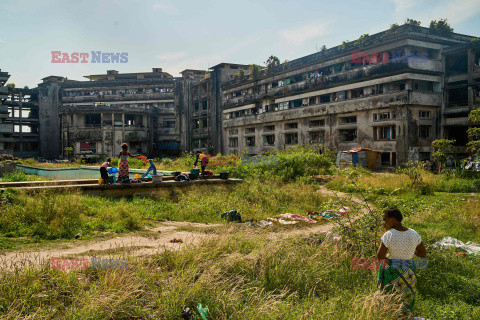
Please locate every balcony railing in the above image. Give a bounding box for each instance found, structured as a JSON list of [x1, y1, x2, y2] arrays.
[[62, 91, 174, 103], [223, 62, 410, 109]]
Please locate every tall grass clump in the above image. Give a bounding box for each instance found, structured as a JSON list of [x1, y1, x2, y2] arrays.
[[217, 146, 336, 182]]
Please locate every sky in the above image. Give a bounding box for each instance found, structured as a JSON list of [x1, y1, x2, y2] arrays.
[[1, 0, 480, 88]]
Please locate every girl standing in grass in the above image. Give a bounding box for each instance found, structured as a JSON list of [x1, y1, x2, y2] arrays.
[[118, 143, 137, 182], [377, 207, 426, 319]]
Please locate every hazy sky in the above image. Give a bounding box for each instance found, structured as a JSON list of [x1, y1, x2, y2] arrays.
[[1, 0, 479, 87]]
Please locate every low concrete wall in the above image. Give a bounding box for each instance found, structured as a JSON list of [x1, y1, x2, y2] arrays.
[[16, 164, 172, 180], [2, 178, 243, 197]]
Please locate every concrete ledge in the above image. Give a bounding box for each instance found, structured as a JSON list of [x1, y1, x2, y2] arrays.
[[1, 177, 243, 197]]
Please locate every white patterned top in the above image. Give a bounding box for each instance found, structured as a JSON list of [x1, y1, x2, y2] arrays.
[[381, 228, 422, 260]]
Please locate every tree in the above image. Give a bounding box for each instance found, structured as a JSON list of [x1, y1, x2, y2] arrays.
[[265, 55, 280, 73], [249, 64, 260, 79], [6, 83, 15, 88], [64, 147, 73, 159], [23, 86, 29, 90], [431, 139, 456, 173], [467, 108, 480, 157], [429, 19, 454, 37], [405, 19, 421, 26]]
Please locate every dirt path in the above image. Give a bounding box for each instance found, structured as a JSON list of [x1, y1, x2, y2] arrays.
[[0, 186, 373, 270]]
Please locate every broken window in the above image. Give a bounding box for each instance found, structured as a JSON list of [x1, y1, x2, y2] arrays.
[[228, 129, 238, 135], [194, 102, 199, 111], [319, 94, 330, 103], [447, 87, 468, 107], [419, 125, 432, 139], [264, 125, 275, 131], [308, 131, 325, 143], [373, 112, 390, 121], [309, 97, 316, 105], [285, 133, 298, 145], [446, 52, 468, 76], [309, 119, 325, 127], [340, 116, 357, 124], [245, 127, 256, 134], [228, 137, 238, 148], [374, 126, 396, 140], [202, 101, 208, 110], [263, 134, 275, 146], [85, 114, 101, 127], [289, 99, 302, 109], [285, 122, 298, 129], [246, 136, 255, 147], [202, 119, 208, 128], [419, 111, 431, 118], [339, 129, 357, 142]]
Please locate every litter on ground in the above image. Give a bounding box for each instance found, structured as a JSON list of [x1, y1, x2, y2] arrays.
[[432, 236, 480, 255]]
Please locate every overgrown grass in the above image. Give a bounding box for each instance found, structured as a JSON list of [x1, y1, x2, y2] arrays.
[[0, 178, 338, 248], [0, 170, 46, 182], [0, 231, 478, 319]]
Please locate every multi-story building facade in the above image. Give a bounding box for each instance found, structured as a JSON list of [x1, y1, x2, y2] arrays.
[[186, 63, 251, 154], [442, 40, 480, 158], [3, 25, 479, 165], [220, 25, 477, 165], [38, 68, 184, 159], [4, 87, 40, 158], [0, 69, 13, 155]]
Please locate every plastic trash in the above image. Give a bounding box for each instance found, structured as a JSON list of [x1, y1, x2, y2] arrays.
[[221, 210, 242, 222], [108, 167, 118, 174], [197, 303, 209, 320], [138, 155, 149, 164]]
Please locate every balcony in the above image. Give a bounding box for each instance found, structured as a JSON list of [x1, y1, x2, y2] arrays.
[[223, 62, 410, 109], [62, 91, 174, 103]]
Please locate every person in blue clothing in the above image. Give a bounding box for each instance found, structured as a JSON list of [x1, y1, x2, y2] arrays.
[[141, 159, 157, 179]]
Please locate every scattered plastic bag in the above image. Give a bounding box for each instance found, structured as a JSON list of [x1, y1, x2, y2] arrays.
[[221, 210, 242, 222], [197, 303, 209, 320]]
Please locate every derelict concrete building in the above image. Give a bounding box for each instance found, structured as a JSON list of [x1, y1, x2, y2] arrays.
[[219, 25, 479, 166], [38, 68, 184, 159]]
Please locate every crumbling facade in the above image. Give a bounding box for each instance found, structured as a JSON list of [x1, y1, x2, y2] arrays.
[[4, 87, 40, 158], [220, 25, 477, 165], [442, 40, 480, 158], [0, 69, 12, 155], [38, 68, 184, 159], [3, 25, 479, 166]]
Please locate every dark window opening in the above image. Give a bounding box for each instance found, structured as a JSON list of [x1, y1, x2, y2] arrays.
[[309, 119, 325, 127], [285, 122, 298, 129], [264, 135, 275, 145], [309, 97, 316, 105], [320, 94, 331, 103], [85, 114, 101, 126], [446, 53, 468, 76], [445, 125, 468, 146], [447, 87, 468, 107], [339, 129, 357, 142], [246, 136, 255, 147], [285, 133, 298, 144], [419, 125, 432, 139], [340, 116, 357, 124]]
